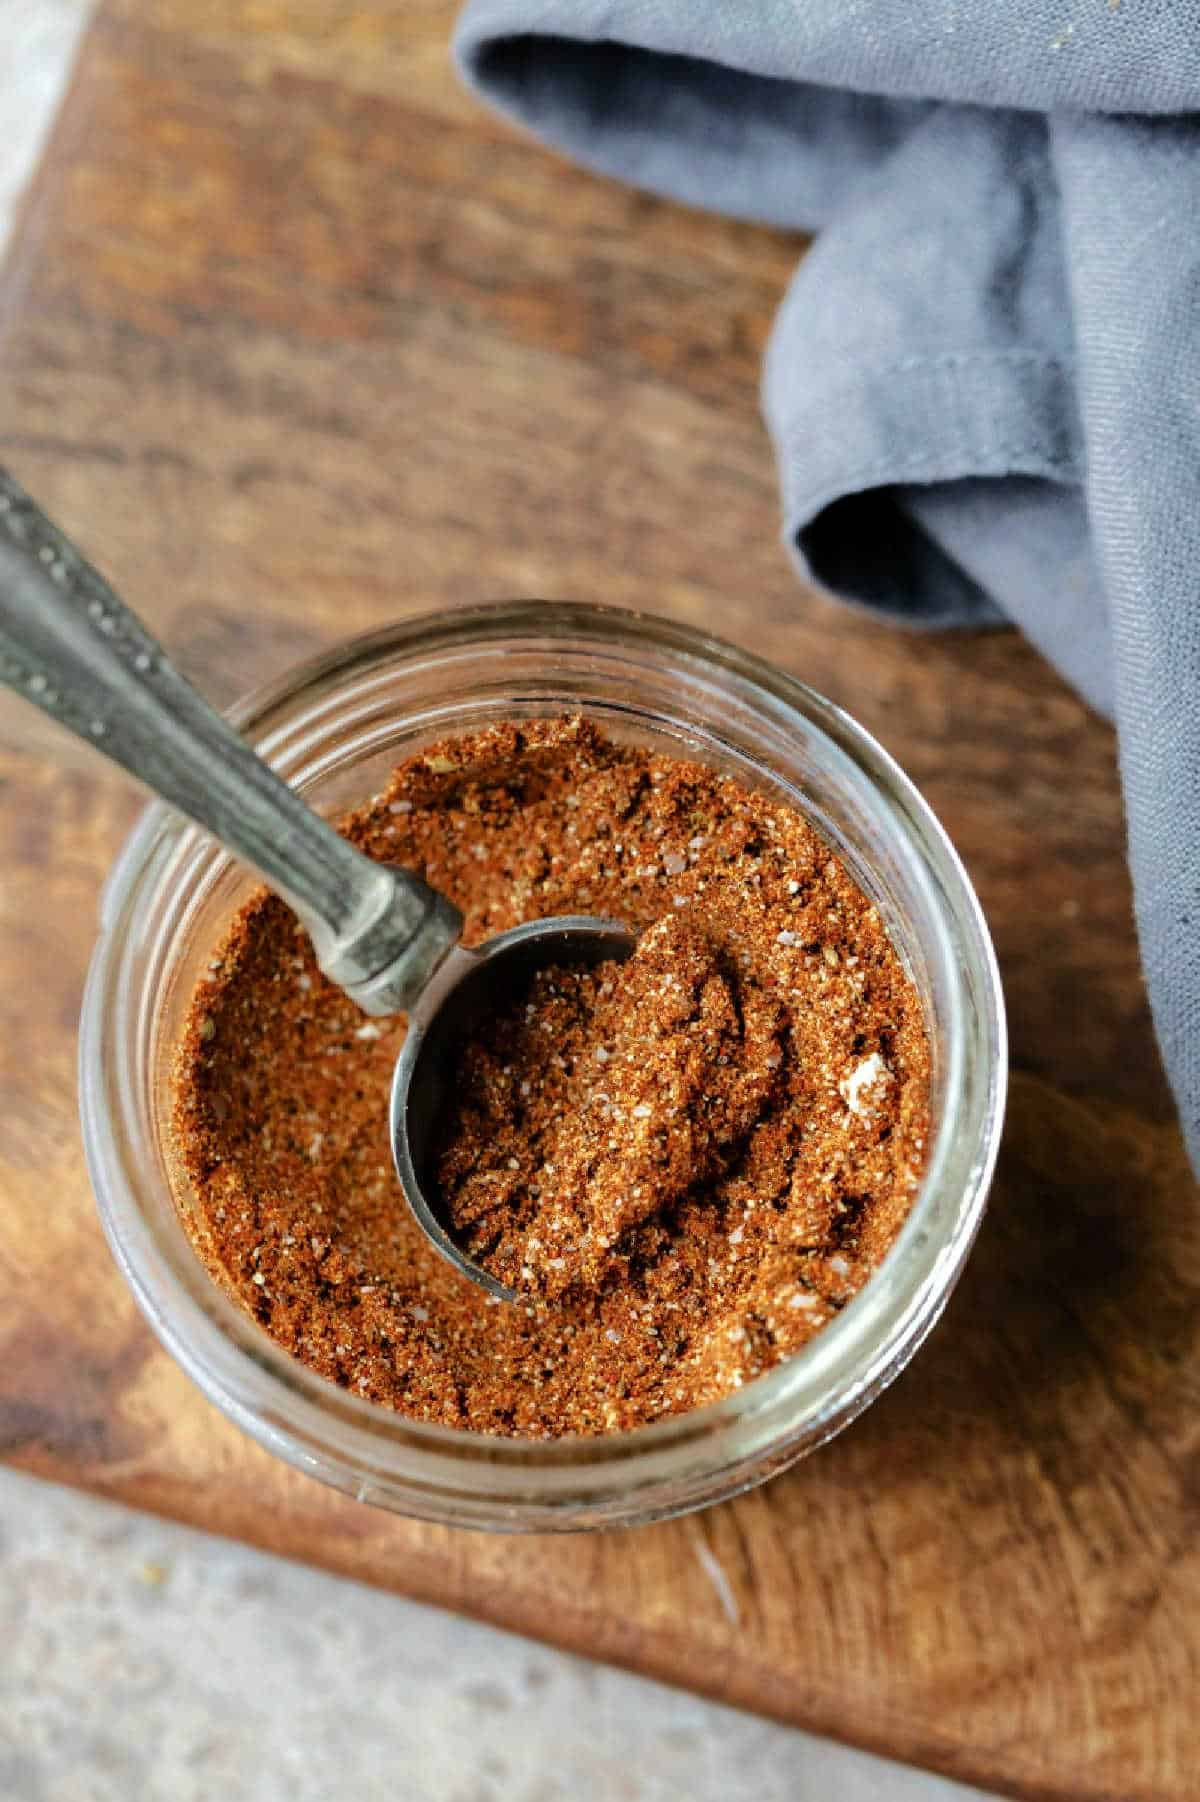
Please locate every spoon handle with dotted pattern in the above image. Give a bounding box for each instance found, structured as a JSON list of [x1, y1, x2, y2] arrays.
[[0, 466, 460, 1014]]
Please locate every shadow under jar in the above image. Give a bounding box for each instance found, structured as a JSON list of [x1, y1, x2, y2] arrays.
[[80, 601, 1006, 1532]]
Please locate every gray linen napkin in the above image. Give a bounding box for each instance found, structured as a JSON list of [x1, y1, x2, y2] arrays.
[[456, 0, 1200, 1171]]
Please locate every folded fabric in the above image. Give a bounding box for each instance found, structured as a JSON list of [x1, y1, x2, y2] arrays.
[[455, 0, 1200, 1173]]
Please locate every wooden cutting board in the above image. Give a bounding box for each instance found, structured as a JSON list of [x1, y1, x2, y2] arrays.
[[1, 5, 1197, 1797]]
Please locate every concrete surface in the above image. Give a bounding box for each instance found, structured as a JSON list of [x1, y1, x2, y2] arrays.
[[0, 2, 89, 244], [0, 6, 1000, 1797], [0, 1470, 999, 1802]]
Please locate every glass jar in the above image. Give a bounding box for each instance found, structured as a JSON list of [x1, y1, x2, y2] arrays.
[[80, 601, 1006, 1531]]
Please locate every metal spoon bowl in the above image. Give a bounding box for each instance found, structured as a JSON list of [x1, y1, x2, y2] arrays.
[[390, 916, 635, 1300], [0, 464, 629, 1300]]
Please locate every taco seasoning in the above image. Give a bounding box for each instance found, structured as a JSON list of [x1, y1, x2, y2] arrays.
[[171, 717, 930, 1437]]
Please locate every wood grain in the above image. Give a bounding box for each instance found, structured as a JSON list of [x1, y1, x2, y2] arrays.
[[1, 5, 1197, 1798]]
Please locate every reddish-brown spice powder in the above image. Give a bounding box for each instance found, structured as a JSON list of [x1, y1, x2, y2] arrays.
[[172, 717, 930, 1436], [438, 915, 788, 1298]]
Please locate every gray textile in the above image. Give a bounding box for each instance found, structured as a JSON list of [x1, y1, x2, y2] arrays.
[[456, 0, 1200, 1171]]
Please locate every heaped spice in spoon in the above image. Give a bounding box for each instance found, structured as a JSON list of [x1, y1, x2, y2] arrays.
[[172, 717, 930, 1437], [438, 916, 788, 1298]]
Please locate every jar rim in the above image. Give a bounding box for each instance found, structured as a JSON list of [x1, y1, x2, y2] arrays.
[[80, 599, 1007, 1527]]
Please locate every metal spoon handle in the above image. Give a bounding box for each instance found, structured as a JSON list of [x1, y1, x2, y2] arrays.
[[0, 467, 460, 1013]]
